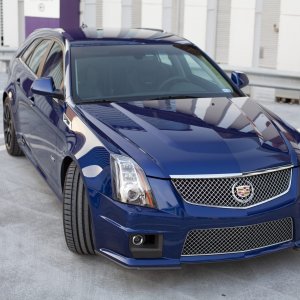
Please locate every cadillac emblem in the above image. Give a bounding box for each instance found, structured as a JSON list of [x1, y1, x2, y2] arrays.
[[232, 180, 254, 203]]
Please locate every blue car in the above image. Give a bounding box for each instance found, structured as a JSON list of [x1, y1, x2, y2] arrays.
[[3, 28, 300, 268]]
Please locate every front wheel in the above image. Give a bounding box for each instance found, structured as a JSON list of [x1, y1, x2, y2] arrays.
[[3, 97, 23, 156], [63, 162, 95, 255]]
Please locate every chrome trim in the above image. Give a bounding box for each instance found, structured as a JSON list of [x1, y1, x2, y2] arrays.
[[181, 217, 294, 256], [18, 57, 38, 79], [170, 173, 243, 179], [17, 35, 66, 94], [169, 164, 293, 179], [171, 165, 293, 209], [63, 113, 72, 129], [242, 164, 294, 176]]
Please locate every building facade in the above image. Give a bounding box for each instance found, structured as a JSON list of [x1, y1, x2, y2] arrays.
[[1, 0, 300, 73]]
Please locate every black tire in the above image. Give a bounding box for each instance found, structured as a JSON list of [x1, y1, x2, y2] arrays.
[[3, 97, 23, 156], [63, 162, 95, 255]]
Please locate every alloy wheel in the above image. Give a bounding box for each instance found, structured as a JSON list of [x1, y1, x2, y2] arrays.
[[3, 103, 12, 150]]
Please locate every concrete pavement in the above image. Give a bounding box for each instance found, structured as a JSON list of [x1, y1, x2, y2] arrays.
[[1, 77, 300, 299], [1, 143, 300, 300]]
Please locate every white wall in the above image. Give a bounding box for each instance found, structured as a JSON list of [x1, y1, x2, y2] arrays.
[[81, 0, 97, 27], [141, 0, 162, 29], [162, 0, 172, 32], [103, 0, 122, 28], [183, 0, 208, 49], [3, 0, 19, 47], [18, 0, 25, 44], [122, 0, 132, 28], [205, 0, 217, 57], [277, 0, 300, 71], [228, 0, 256, 67]]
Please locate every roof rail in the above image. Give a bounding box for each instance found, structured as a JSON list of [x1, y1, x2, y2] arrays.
[[32, 27, 64, 34], [134, 28, 165, 33]]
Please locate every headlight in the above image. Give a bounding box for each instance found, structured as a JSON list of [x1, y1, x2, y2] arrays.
[[110, 154, 157, 208]]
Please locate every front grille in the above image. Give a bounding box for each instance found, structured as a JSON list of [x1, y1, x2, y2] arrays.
[[182, 218, 293, 256], [172, 166, 292, 208]]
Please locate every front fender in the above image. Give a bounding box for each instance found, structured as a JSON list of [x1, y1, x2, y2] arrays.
[[63, 104, 112, 199], [261, 105, 300, 167]]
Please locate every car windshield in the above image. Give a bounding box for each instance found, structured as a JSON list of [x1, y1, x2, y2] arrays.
[[70, 43, 239, 103]]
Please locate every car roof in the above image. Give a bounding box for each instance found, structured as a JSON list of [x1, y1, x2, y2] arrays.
[[29, 27, 189, 45]]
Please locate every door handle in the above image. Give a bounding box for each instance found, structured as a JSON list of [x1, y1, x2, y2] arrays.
[[29, 96, 35, 107]]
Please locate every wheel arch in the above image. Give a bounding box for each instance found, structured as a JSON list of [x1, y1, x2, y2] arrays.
[[60, 155, 93, 194], [60, 156, 74, 192], [3, 91, 8, 103]]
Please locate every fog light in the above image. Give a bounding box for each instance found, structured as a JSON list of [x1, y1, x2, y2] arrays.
[[132, 235, 144, 246], [130, 234, 163, 258]]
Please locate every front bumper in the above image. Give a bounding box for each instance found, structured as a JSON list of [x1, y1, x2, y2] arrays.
[[96, 241, 296, 269], [90, 167, 300, 268]]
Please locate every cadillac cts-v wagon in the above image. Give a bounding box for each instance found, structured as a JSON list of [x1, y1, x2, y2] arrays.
[[3, 28, 300, 268]]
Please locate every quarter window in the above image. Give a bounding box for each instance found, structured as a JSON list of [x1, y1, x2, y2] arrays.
[[42, 42, 64, 89]]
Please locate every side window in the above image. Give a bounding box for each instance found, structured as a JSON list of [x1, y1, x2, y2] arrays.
[[41, 42, 64, 90], [21, 39, 42, 62], [27, 40, 52, 75]]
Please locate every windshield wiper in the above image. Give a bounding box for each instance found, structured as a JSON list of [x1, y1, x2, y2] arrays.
[[149, 92, 233, 101], [149, 95, 199, 101], [79, 98, 113, 104]]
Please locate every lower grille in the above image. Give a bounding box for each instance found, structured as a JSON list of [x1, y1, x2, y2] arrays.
[[182, 218, 293, 256]]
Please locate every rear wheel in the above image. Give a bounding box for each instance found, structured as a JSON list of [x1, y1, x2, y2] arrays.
[[63, 162, 95, 255], [3, 97, 23, 156]]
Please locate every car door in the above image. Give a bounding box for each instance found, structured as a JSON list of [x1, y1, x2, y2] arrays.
[[28, 41, 65, 189], [16, 39, 53, 160]]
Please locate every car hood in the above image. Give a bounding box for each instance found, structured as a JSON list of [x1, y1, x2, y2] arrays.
[[77, 97, 292, 177]]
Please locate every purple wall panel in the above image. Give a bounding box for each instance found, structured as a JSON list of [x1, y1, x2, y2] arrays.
[[25, 0, 80, 37], [25, 17, 60, 37], [60, 0, 80, 30]]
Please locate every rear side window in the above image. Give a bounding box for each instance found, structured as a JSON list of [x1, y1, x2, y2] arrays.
[[26, 40, 52, 75], [42, 42, 64, 89], [21, 39, 42, 62]]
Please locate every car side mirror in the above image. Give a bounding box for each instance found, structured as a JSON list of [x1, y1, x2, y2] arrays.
[[231, 71, 249, 89], [31, 77, 64, 100]]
